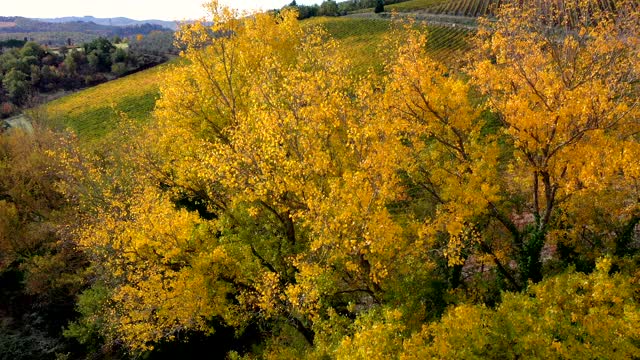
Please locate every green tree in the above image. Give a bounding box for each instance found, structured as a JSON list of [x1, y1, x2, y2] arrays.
[[111, 47, 127, 63], [62, 53, 77, 74], [319, 0, 339, 16], [84, 38, 115, 72], [20, 42, 45, 60], [374, 0, 384, 13], [2, 68, 29, 105]]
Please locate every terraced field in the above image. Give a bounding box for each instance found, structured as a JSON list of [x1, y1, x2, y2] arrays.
[[426, 0, 496, 16], [424, 25, 472, 61], [305, 17, 392, 73]]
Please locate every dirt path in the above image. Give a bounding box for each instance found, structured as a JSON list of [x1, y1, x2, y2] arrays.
[[2, 114, 34, 133]]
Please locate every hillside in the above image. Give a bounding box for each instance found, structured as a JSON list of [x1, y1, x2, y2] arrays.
[[36, 0, 476, 132], [40, 60, 174, 139], [0, 16, 169, 45], [40, 10, 471, 140], [4, 2, 639, 359], [35, 16, 178, 30]]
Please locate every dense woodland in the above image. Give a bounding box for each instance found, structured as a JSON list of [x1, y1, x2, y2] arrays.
[[1, 0, 640, 358], [0, 33, 176, 118], [281, 0, 394, 18]]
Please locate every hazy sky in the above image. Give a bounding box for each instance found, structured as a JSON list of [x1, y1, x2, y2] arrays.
[[4, 0, 319, 21]]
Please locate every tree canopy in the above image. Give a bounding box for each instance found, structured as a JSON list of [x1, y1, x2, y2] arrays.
[[1, 0, 639, 358]]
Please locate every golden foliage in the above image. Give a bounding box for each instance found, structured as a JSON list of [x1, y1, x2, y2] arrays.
[[402, 258, 640, 359], [60, 0, 640, 355]]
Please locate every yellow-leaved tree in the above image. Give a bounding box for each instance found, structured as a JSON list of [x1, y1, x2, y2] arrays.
[[60, 0, 640, 356], [68, 2, 436, 353], [401, 258, 640, 359], [152, 1, 429, 348], [466, 0, 640, 285]]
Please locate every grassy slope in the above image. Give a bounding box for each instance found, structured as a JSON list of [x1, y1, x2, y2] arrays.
[[309, 16, 470, 70], [305, 17, 392, 73], [41, 61, 173, 140], [41, 1, 470, 140], [386, 0, 451, 12]]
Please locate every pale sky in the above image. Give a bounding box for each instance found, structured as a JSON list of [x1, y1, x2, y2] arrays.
[[3, 0, 320, 21]]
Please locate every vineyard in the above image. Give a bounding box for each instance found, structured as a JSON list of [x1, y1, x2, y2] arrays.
[[40, 61, 172, 139], [424, 25, 472, 61], [386, 0, 452, 11], [390, 0, 624, 19], [425, 0, 496, 16], [305, 17, 391, 73], [3, 2, 639, 359], [308, 16, 471, 70]]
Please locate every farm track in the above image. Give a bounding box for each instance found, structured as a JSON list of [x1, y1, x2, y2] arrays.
[[1, 114, 34, 133]]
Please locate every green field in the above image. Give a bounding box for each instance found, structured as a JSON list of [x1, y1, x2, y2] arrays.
[[387, 0, 451, 12], [309, 16, 471, 68], [40, 61, 174, 140], [305, 17, 392, 73]]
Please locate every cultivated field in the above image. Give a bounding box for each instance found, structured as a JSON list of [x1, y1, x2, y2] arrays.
[[40, 61, 173, 139]]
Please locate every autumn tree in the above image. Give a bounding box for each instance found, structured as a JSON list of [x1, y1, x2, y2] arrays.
[[67, 2, 437, 354], [0, 124, 88, 357], [155, 2, 412, 346], [401, 258, 640, 359], [467, 0, 640, 284], [61, 0, 640, 357], [376, 0, 640, 298]]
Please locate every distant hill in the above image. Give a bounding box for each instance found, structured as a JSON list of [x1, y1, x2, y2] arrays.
[[35, 16, 178, 31], [0, 16, 172, 46], [0, 16, 170, 34]]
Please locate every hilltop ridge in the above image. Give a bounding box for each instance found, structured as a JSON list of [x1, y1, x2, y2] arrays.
[[0, 16, 172, 45], [35, 16, 178, 31]]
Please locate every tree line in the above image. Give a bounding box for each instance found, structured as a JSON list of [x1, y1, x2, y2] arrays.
[[0, 33, 176, 119], [0, 17, 169, 42], [283, 0, 398, 19]]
